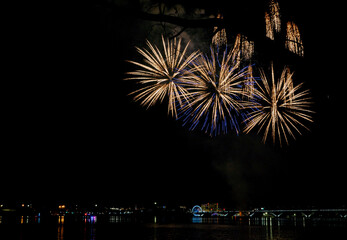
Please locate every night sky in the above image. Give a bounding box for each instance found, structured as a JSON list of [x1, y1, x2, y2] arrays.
[[2, 1, 345, 209]]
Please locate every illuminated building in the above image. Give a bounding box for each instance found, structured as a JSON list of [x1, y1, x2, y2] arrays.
[[192, 203, 228, 217], [201, 203, 220, 213]]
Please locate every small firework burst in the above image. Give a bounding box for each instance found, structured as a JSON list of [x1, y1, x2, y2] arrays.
[[243, 64, 313, 146], [179, 47, 252, 136], [126, 36, 200, 118]]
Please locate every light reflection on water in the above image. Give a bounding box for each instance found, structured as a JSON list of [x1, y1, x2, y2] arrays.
[[57, 216, 64, 240], [109, 215, 131, 223], [0, 215, 346, 240], [57, 215, 97, 240]]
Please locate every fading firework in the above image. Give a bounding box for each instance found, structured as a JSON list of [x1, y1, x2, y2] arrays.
[[212, 13, 227, 46], [126, 36, 200, 118], [286, 21, 304, 57], [269, 0, 281, 33], [265, 0, 281, 40], [179, 47, 252, 136], [243, 64, 313, 146], [233, 34, 255, 66]]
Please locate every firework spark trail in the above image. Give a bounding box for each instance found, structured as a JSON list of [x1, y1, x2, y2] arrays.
[[242, 64, 255, 99], [126, 36, 200, 118], [286, 21, 304, 57], [265, 0, 281, 40], [270, 0, 281, 33], [212, 13, 227, 46], [243, 64, 314, 146], [179, 47, 252, 136]]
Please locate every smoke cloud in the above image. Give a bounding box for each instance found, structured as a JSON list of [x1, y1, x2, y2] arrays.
[[211, 135, 282, 208]]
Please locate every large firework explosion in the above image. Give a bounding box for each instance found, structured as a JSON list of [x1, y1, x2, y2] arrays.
[[243, 65, 313, 146], [125, 36, 199, 118], [125, 35, 312, 145], [179, 46, 253, 136]]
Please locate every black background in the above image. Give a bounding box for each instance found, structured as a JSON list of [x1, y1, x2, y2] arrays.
[[2, 0, 345, 209]]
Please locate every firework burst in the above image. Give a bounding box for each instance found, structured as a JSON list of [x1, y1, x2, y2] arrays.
[[179, 47, 252, 136], [243, 64, 314, 146], [126, 36, 200, 118]]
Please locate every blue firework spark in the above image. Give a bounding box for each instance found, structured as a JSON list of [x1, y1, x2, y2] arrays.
[[178, 46, 253, 136]]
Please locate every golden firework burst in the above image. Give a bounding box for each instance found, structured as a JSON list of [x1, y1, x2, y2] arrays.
[[243, 64, 313, 146], [126, 36, 200, 118]]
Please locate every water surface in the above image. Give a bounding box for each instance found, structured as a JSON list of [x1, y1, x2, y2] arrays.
[[0, 215, 346, 240]]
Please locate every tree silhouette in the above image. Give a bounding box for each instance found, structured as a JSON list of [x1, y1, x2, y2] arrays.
[[100, 0, 304, 67]]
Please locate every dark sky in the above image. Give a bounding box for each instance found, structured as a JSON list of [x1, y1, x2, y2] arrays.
[[2, 1, 345, 209]]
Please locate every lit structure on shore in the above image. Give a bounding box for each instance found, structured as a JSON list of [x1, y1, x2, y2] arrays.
[[192, 203, 228, 217]]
